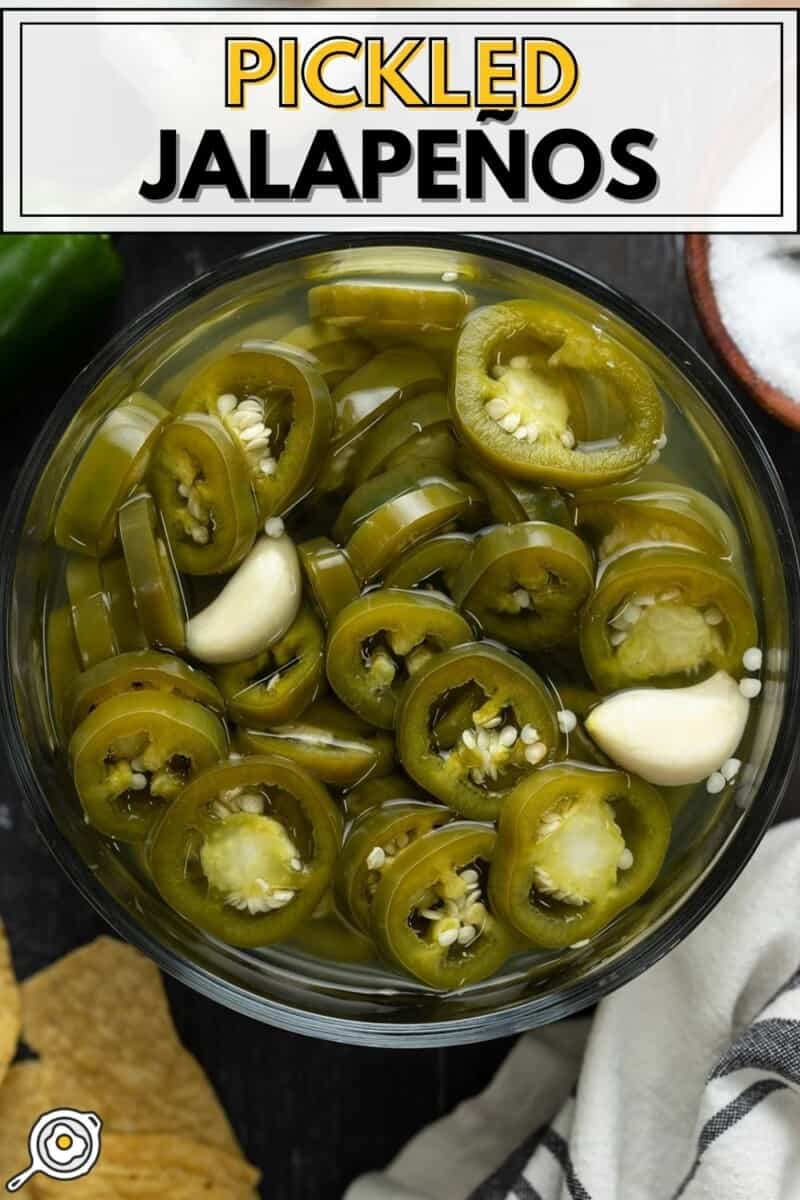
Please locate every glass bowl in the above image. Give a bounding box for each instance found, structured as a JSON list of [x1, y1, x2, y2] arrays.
[[2, 235, 798, 1047]]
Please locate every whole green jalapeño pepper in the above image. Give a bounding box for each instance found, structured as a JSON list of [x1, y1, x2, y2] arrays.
[[55, 392, 168, 558], [396, 642, 559, 820], [214, 605, 325, 727], [149, 413, 258, 575], [326, 589, 473, 729], [573, 481, 742, 564], [298, 537, 360, 624], [370, 823, 514, 989], [236, 697, 394, 787], [452, 521, 594, 652], [580, 545, 758, 692], [70, 690, 228, 841], [451, 301, 664, 487], [70, 648, 224, 730], [1, 235, 122, 387], [489, 763, 670, 948], [177, 347, 334, 520], [335, 800, 452, 933], [148, 755, 342, 947]]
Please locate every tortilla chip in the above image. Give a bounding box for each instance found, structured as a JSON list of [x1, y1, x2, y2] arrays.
[[0, 1060, 55, 1178], [0, 918, 21, 1089], [32, 1133, 260, 1198], [21, 938, 239, 1155]]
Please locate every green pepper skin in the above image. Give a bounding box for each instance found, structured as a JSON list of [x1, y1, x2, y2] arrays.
[[101, 557, 147, 652], [335, 800, 452, 933], [396, 642, 559, 820], [326, 589, 473, 729], [298, 538, 360, 624], [383, 532, 474, 593], [149, 413, 258, 575], [118, 492, 187, 652], [65, 557, 119, 669], [177, 347, 334, 520], [331, 347, 442, 438], [452, 521, 594, 652], [70, 690, 228, 841], [46, 606, 83, 742], [320, 347, 443, 492], [55, 392, 168, 559], [214, 605, 325, 727], [353, 391, 455, 484], [333, 461, 460, 546], [580, 545, 758, 692], [281, 321, 374, 388], [489, 763, 670, 947], [289, 908, 376, 963], [0, 235, 122, 386], [309, 279, 474, 336], [236, 697, 395, 787], [460, 452, 571, 528], [451, 301, 664, 487], [345, 480, 484, 583], [573, 481, 742, 564], [148, 755, 342, 947], [70, 648, 224, 730], [344, 772, 427, 818], [371, 823, 514, 989]]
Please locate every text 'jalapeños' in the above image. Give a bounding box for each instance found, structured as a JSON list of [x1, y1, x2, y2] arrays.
[[139, 35, 660, 205]]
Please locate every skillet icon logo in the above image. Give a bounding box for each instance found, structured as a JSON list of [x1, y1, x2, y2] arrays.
[[5, 1108, 102, 1192]]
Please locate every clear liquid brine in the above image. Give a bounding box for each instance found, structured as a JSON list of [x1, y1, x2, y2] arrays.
[[41, 249, 763, 989]]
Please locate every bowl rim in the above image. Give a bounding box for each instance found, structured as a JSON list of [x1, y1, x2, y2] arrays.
[[685, 233, 800, 432], [2, 232, 799, 1048]]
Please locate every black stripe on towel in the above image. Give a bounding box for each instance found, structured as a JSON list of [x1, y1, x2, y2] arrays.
[[757, 963, 800, 1018], [672, 1078, 787, 1199], [467, 1121, 548, 1200], [712, 1017, 800, 1086], [541, 1129, 592, 1200]]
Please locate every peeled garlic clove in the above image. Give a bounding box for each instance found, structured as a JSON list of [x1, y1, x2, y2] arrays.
[[186, 535, 301, 664], [585, 671, 749, 787]]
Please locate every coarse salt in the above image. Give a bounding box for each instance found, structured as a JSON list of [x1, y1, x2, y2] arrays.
[[708, 235, 800, 405]]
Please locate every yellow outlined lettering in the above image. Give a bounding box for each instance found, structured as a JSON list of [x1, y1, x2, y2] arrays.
[[523, 39, 579, 108], [365, 37, 426, 108], [430, 38, 469, 107], [226, 38, 276, 108], [303, 37, 363, 109], [476, 39, 517, 108]]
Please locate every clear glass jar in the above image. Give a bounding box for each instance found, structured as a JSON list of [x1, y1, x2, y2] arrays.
[[1, 234, 798, 1047]]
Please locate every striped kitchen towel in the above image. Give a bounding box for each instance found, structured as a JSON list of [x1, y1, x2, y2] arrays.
[[346, 819, 800, 1200]]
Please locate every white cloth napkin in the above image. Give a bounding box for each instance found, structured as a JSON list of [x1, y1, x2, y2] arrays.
[[346, 820, 800, 1200]]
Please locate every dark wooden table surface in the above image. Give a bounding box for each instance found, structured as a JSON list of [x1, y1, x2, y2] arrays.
[[1, 234, 798, 1199]]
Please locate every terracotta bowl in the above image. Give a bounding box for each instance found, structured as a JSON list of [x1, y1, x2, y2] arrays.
[[685, 233, 800, 431]]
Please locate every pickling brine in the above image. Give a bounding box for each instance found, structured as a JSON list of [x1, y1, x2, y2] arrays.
[[42, 264, 763, 991]]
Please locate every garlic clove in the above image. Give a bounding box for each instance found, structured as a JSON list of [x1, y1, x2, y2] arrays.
[[585, 671, 750, 787], [186, 534, 301, 664]]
